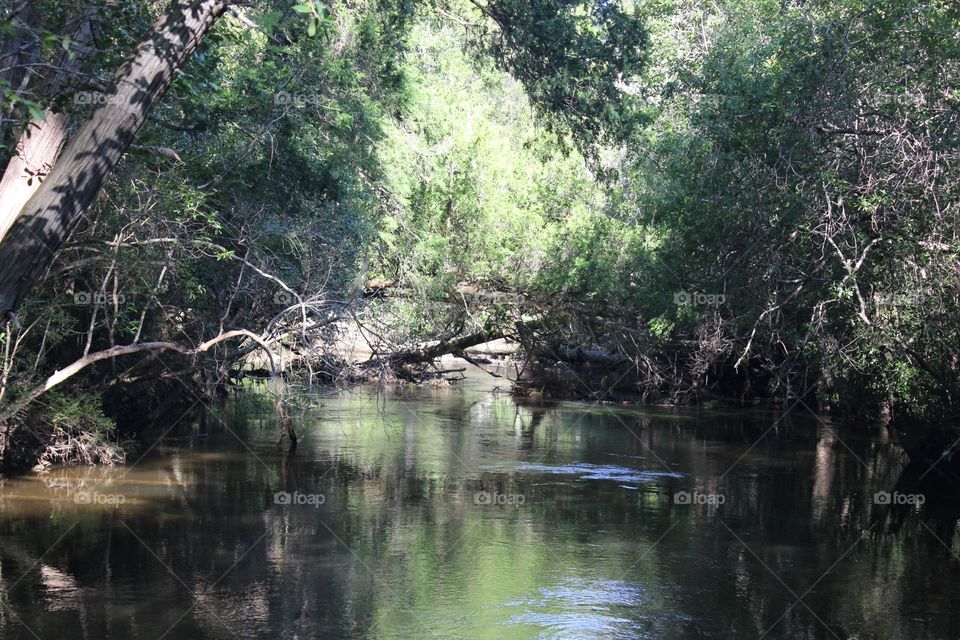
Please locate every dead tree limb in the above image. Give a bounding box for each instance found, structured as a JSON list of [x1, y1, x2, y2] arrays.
[[0, 329, 273, 421]]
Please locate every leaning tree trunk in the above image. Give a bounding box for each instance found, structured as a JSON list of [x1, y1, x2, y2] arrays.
[[0, 113, 71, 241], [0, 0, 231, 319]]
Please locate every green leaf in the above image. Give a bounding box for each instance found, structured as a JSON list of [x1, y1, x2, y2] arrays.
[[308, 19, 317, 37], [292, 4, 312, 13]]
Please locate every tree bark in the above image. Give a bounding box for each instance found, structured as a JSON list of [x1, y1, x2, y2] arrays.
[[0, 113, 72, 240], [0, 0, 231, 318]]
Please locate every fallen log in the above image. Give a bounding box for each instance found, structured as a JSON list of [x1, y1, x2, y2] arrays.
[[390, 328, 506, 364]]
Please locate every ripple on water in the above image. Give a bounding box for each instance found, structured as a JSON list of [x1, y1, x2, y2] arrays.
[[502, 578, 691, 640], [511, 462, 683, 486]]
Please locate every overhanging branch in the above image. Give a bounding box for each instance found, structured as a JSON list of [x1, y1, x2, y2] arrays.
[[0, 329, 274, 421]]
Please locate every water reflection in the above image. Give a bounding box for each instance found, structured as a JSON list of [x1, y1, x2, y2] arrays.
[[510, 462, 683, 485], [505, 578, 670, 639], [0, 374, 959, 639]]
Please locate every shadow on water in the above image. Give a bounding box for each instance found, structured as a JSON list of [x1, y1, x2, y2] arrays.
[[1, 376, 959, 639]]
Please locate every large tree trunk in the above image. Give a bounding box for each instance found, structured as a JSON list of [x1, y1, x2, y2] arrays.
[[0, 0, 231, 318], [0, 113, 71, 240]]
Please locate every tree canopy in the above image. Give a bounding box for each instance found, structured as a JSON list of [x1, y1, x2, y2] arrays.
[[0, 0, 958, 471]]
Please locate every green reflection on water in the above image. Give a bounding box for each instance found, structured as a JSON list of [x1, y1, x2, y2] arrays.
[[1, 377, 959, 639]]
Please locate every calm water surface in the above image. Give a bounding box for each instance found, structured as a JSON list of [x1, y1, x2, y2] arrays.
[[1, 372, 959, 639]]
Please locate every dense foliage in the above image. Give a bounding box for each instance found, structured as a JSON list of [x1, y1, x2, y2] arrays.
[[0, 0, 958, 470]]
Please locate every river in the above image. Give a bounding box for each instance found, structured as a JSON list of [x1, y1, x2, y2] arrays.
[[1, 371, 958, 639]]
